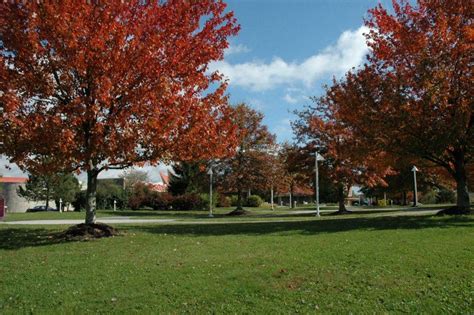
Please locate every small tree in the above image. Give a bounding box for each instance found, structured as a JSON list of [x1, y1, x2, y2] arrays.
[[215, 104, 275, 214], [52, 173, 81, 210], [294, 97, 393, 213]]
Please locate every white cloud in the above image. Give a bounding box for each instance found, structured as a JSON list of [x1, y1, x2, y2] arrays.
[[0, 157, 25, 177], [210, 26, 369, 91], [224, 43, 251, 56], [283, 93, 298, 104], [272, 118, 293, 140]]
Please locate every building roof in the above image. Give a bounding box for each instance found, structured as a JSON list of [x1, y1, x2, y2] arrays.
[[147, 182, 167, 193], [0, 177, 28, 184], [159, 171, 170, 186]]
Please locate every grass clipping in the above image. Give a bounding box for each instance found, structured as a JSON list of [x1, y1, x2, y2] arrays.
[[60, 223, 120, 241]]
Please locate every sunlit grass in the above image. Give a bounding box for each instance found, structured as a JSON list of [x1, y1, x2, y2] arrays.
[[0, 210, 472, 313]]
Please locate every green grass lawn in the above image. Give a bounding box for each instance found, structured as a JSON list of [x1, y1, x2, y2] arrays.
[[0, 210, 472, 313]]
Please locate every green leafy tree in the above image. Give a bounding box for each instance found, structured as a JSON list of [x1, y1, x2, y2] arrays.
[[19, 173, 80, 210], [168, 161, 208, 196], [53, 174, 81, 210], [97, 180, 127, 210]]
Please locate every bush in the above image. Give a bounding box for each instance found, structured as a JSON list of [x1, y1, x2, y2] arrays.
[[217, 195, 231, 207], [72, 190, 87, 211], [377, 199, 387, 207], [245, 195, 263, 207], [230, 195, 239, 207], [436, 188, 456, 204], [97, 181, 128, 210], [127, 182, 152, 210], [420, 189, 437, 204], [200, 193, 218, 208], [149, 192, 173, 210], [171, 193, 206, 210]]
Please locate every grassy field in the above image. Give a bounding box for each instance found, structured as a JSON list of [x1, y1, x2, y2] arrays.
[[0, 203, 448, 222], [0, 208, 473, 313]]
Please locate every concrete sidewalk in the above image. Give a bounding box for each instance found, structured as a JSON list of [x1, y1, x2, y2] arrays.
[[1, 218, 176, 225]]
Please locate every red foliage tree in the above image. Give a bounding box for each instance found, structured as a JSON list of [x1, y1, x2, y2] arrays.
[[215, 103, 275, 214], [0, 1, 239, 223], [331, 0, 472, 213], [294, 96, 393, 213]]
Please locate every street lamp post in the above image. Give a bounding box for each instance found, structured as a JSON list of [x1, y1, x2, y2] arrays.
[[315, 152, 324, 217], [113, 199, 117, 212], [270, 184, 274, 211], [207, 168, 214, 218], [59, 198, 63, 213], [411, 166, 419, 207]]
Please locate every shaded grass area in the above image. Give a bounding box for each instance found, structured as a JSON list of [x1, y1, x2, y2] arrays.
[[0, 204, 445, 222], [0, 213, 472, 313]]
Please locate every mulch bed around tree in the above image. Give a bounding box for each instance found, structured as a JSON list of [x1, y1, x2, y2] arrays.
[[58, 223, 121, 241], [227, 209, 252, 216]]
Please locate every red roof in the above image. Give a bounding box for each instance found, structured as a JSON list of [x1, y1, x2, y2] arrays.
[[0, 177, 28, 183], [159, 171, 169, 186], [147, 182, 167, 193]]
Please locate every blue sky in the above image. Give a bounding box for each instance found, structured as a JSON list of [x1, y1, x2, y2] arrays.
[[214, 0, 392, 142], [1, 0, 393, 182]]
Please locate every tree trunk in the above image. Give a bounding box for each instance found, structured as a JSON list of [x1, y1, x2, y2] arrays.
[[333, 184, 351, 215], [236, 187, 243, 210], [453, 151, 470, 213], [402, 191, 407, 206], [85, 169, 98, 224], [338, 185, 347, 212]]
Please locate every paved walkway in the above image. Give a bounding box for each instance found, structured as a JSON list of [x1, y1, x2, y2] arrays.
[[1, 218, 176, 225]]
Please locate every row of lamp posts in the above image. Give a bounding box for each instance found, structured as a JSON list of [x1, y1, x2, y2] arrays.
[[205, 155, 419, 219]]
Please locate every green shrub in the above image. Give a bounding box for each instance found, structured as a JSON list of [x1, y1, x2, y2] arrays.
[[217, 195, 231, 207], [200, 193, 219, 208], [420, 189, 437, 204], [436, 188, 456, 204], [245, 195, 263, 207], [230, 195, 239, 207], [72, 190, 87, 211]]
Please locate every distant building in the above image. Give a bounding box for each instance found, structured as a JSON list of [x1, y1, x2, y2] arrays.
[[145, 171, 170, 193], [345, 186, 365, 205], [0, 177, 42, 213]]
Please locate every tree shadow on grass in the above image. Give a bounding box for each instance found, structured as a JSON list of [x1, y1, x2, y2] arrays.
[[1, 213, 472, 251], [99, 210, 212, 220], [0, 228, 72, 250], [129, 214, 473, 238]]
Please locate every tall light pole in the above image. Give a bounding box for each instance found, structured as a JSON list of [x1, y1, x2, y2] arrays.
[[315, 152, 324, 217], [411, 165, 419, 207], [207, 168, 214, 218], [270, 184, 274, 211]]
